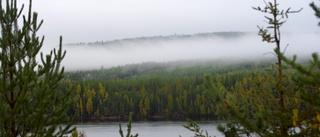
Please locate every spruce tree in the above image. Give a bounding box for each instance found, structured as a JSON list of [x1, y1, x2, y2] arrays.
[[0, 0, 75, 136]]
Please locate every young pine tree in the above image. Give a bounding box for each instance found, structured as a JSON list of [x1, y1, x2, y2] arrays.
[[274, 1, 320, 136], [204, 0, 316, 136], [0, 0, 75, 136]]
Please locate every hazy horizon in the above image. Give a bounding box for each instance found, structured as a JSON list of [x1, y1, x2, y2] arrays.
[[28, 0, 319, 45], [42, 32, 320, 71], [22, 0, 320, 71]]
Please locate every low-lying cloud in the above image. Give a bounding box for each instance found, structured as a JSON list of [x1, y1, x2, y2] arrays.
[[41, 32, 319, 71]]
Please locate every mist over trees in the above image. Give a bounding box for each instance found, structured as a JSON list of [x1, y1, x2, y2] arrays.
[[1, 0, 319, 137], [61, 60, 275, 120], [61, 31, 319, 71], [66, 32, 245, 46], [62, 0, 319, 136]]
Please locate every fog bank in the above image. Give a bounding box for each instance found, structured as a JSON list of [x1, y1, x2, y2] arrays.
[[41, 32, 319, 71]]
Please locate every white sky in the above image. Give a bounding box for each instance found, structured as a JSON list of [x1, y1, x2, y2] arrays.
[[10, 0, 319, 70], [26, 0, 320, 45]]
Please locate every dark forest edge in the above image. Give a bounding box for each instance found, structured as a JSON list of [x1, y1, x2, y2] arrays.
[[65, 31, 247, 46], [59, 58, 310, 121]]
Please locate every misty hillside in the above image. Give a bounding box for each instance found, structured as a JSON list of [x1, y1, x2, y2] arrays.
[[66, 31, 246, 47], [61, 31, 319, 71], [60, 59, 281, 119], [64, 59, 274, 81]]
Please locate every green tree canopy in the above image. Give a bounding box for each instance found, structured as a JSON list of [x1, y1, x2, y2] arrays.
[[204, 0, 315, 136], [0, 0, 75, 136]]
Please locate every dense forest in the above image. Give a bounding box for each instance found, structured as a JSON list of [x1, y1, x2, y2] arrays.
[[1, 0, 319, 136], [58, 59, 279, 120]]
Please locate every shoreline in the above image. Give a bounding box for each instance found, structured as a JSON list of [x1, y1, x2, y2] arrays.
[[75, 114, 217, 122]]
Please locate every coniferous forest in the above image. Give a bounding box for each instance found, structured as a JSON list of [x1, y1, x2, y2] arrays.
[[1, 0, 320, 136], [59, 59, 278, 120]]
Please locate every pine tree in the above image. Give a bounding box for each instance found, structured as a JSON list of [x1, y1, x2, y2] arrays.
[[253, 0, 302, 135], [273, 1, 320, 135], [0, 0, 75, 136], [276, 51, 320, 136], [119, 112, 139, 137], [310, 1, 320, 26], [204, 0, 310, 136]]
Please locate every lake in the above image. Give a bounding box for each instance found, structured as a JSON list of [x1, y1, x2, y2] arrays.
[[73, 121, 224, 137]]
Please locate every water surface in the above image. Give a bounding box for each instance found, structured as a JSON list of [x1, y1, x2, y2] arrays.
[[74, 121, 223, 137]]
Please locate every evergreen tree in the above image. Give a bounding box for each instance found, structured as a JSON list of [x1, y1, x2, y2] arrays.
[[274, 1, 320, 135], [276, 51, 320, 136], [205, 0, 310, 136], [310, 1, 320, 26], [119, 112, 138, 137], [0, 0, 75, 136]]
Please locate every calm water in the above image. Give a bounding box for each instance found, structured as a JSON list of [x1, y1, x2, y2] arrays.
[[73, 121, 224, 137]]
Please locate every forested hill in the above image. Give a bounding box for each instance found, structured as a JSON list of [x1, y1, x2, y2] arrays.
[[64, 59, 272, 81], [60, 31, 316, 120], [61, 59, 277, 120], [66, 31, 247, 46]]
